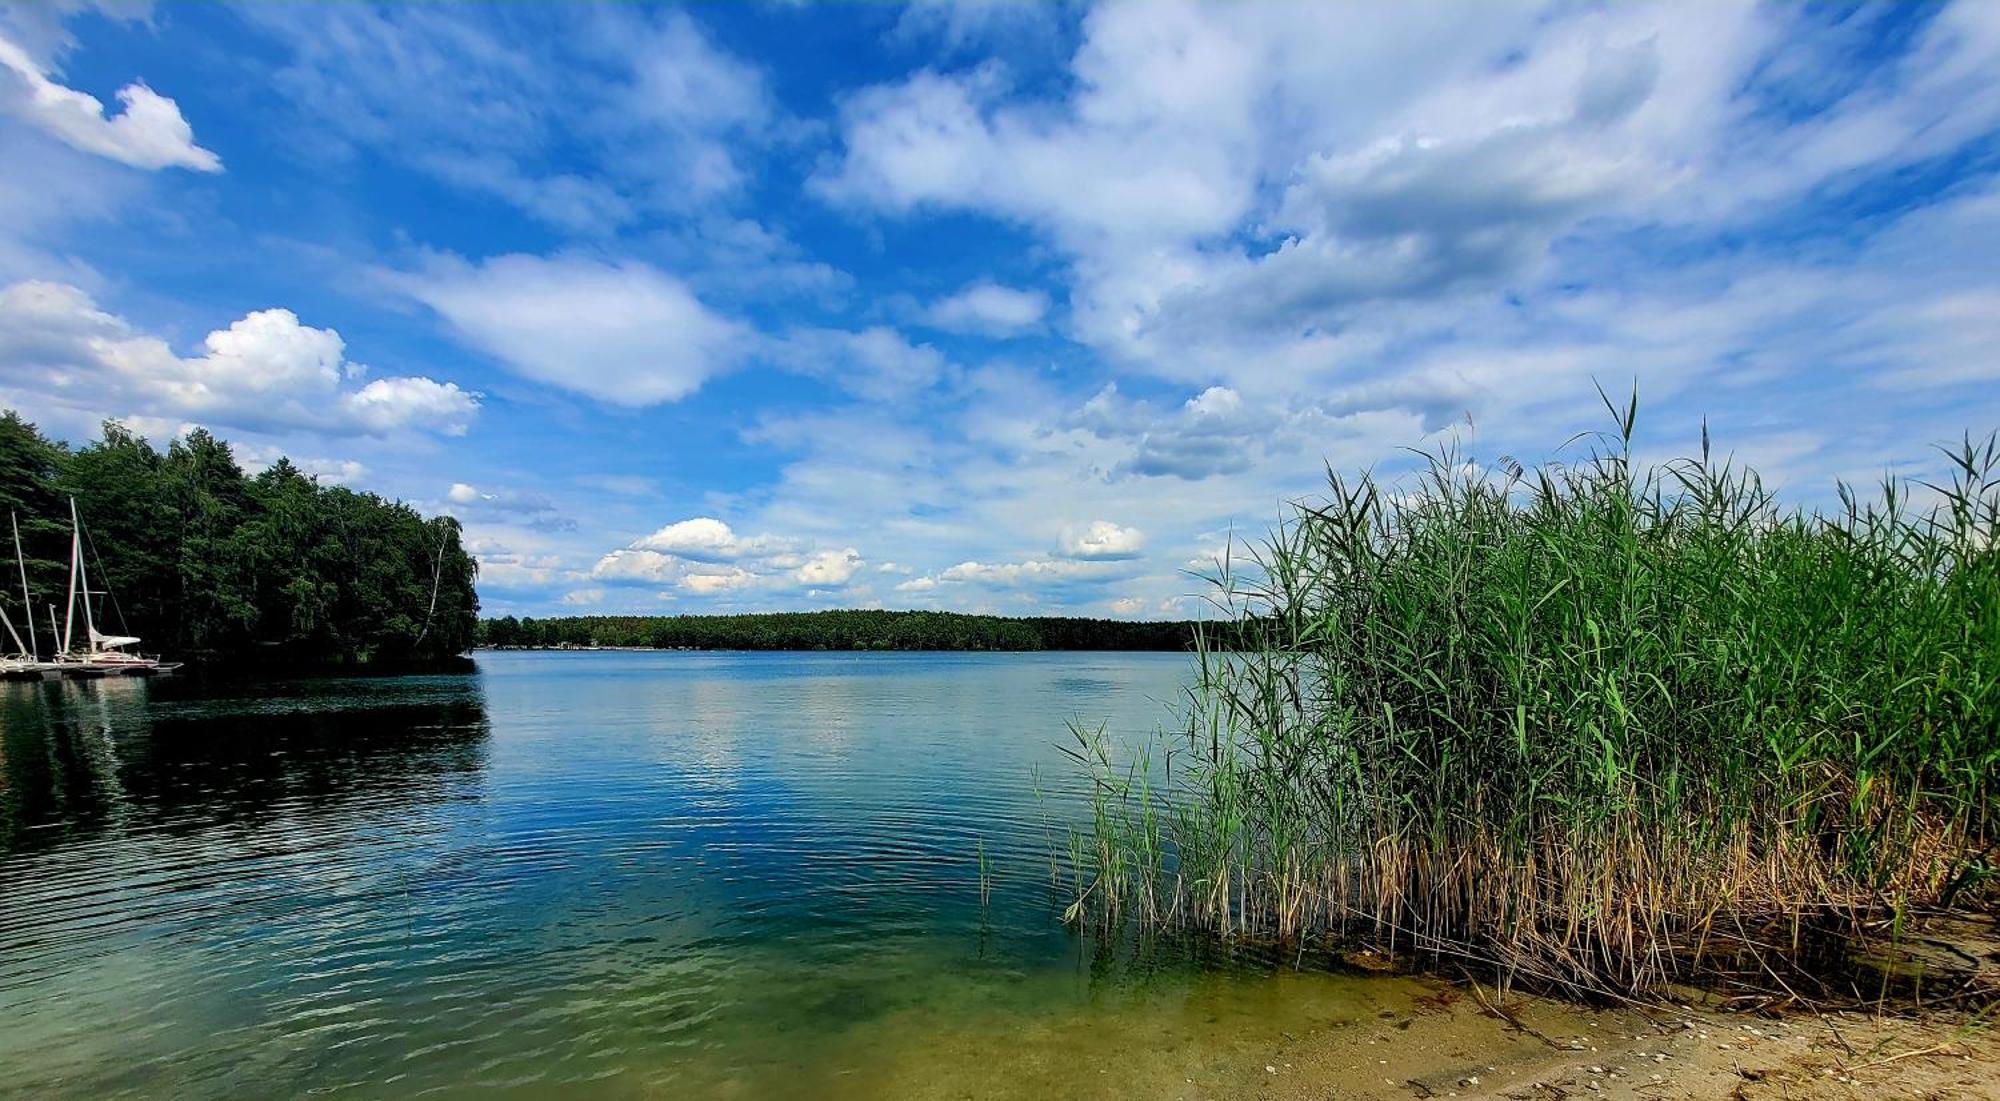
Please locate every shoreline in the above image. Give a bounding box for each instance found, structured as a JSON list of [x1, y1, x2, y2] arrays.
[[810, 965, 1997, 1100], [1254, 983, 1997, 1101]]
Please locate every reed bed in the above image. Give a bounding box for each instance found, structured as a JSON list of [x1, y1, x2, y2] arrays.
[[1063, 397, 1999, 1001]]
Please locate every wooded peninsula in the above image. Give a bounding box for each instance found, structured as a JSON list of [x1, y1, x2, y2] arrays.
[[479, 611, 1200, 651], [1, 411, 479, 666]]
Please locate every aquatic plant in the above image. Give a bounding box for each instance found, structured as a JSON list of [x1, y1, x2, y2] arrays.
[[1064, 393, 2000, 1001]]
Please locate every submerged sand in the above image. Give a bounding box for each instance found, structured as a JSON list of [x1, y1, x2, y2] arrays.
[[812, 970, 1995, 1101]]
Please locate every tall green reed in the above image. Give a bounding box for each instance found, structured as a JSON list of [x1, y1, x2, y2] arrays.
[[1063, 395, 1999, 999]]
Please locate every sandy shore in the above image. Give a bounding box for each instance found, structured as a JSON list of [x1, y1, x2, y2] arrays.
[[1252, 984, 1996, 1101], [807, 961, 1993, 1101]]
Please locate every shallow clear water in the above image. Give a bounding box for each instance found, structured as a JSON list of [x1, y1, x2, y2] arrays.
[[0, 651, 1409, 1098]]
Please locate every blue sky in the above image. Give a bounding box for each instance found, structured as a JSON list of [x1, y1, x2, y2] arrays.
[[2, 1, 1997, 617]]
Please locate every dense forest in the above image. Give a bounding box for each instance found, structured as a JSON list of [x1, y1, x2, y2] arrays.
[[0, 411, 478, 666], [479, 610, 1200, 651]]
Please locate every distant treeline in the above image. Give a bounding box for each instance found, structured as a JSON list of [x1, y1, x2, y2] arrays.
[[478, 610, 1201, 651], [1, 411, 479, 665]]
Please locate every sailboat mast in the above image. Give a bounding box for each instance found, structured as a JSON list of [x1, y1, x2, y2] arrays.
[[12, 511, 35, 660], [63, 499, 80, 657], [71, 498, 99, 656]]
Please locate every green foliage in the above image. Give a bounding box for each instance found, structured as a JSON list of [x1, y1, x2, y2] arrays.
[[478, 610, 1196, 651], [0, 411, 478, 665], [1066, 399, 2000, 999], [0, 413, 67, 631]]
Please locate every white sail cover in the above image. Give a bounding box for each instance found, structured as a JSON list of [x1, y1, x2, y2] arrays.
[[90, 627, 141, 649]]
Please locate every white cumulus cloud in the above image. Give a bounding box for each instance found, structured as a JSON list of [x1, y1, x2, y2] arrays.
[[680, 567, 757, 594], [0, 31, 220, 171], [388, 253, 745, 406], [0, 280, 478, 438], [1058, 520, 1145, 560], [924, 281, 1049, 336], [592, 516, 867, 599], [794, 548, 863, 586], [590, 548, 682, 585], [633, 517, 794, 562]]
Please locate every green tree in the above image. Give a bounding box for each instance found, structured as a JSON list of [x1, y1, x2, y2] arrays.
[[163, 428, 257, 654], [0, 409, 479, 666], [0, 413, 67, 650], [61, 422, 174, 649]]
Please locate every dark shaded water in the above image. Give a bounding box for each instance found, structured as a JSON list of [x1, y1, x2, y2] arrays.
[[0, 651, 1403, 1098]]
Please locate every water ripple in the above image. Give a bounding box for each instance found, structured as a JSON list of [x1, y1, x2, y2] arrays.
[[0, 653, 1214, 1097]]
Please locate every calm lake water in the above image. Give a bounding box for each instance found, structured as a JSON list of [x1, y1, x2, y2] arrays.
[[0, 651, 1419, 1099]]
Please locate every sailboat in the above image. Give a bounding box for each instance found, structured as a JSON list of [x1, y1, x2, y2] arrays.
[[58, 499, 180, 677], [0, 601, 50, 678], [0, 512, 61, 679]]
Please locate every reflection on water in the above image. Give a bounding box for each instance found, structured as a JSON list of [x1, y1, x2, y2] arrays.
[[1, 675, 490, 853], [0, 652, 1404, 1098]]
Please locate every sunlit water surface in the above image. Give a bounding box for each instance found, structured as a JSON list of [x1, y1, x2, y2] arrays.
[[1, 652, 1414, 1098]]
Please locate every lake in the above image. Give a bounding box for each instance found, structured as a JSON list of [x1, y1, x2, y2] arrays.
[[0, 651, 1428, 1099]]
